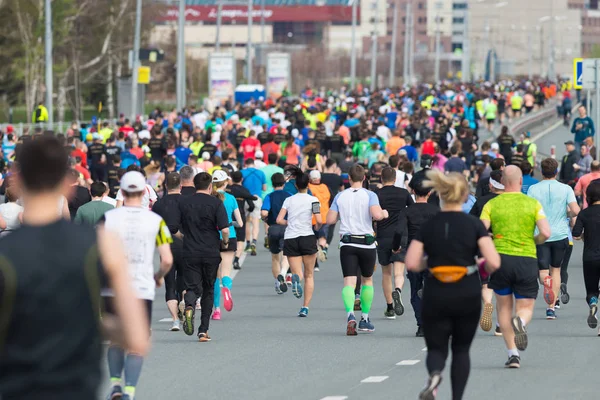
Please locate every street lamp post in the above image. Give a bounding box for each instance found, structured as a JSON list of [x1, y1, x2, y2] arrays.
[[389, 1, 398, 88], [247, 0, 253, 84], [350, 0, 358, 90], [176, 0, 186, 110], [131, 0, 142, 121], [45, 0, 53, 126]]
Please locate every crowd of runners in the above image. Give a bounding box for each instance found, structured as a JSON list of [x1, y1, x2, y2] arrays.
[[1, 79, 598, 400]]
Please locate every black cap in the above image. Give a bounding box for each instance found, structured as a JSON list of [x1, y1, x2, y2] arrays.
[[564, 140, 575, 146]]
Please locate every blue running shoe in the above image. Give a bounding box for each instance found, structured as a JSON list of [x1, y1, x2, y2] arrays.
[[347, 314, 357, 336], [588, 298, 598, 329], [107, 385, 122, 400], [298, 307, 309, 317], [358, 317, 375, 333], [291, 274, 303, 298], [546, 309, 556, 320]]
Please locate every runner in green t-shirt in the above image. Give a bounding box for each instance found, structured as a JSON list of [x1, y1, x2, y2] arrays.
[[480, 165, 550, 369]]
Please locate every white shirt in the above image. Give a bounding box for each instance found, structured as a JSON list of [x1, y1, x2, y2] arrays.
[[394, 170, 412, 190], [102, 196, 117, 207], [0, 202, 22, 234], [330, 188, 379, 249], [255, 160, 267, 169], [116, 184, 158, 209], [282, 193, 321, 239], [101, 206, 171, 300]]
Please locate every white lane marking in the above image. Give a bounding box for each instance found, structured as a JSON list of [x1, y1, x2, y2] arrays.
[[320, 397, 348, 400], [361, 376, 389, 383], [422, 347, 427, 352], [159, 318, 172, 322], [396, 360, 421, 366]]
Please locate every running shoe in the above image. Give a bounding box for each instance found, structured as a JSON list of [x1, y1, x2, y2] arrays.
[[170, 320, 181, 332], [291, 274, 303, 298], [511, 316, 528, 351], [480, 303, 494, 332], [244, 242, 251, 253], [198, 332, 211, 342], [346, 314, 357, 336], [183, 307, 195, 336], [264, 236, 269, 249], [358, 317, 375, 333], [494, 326, 502, 336], [418, 372, 442, 400], [392, 288, 405, 316], [354, 296, 361, 311], [554, 300, 560, 309], [317, 246, 326, 262], [277, 274, 288, 293], [222, 287, 233, 312], [285, 273, 292, 286], [275, 281, 283, 294], [322, 247, 328, 260], [212, 308, 221, 320], [560, 282, 570, 304], [546, 309, 556, 320], [314, 265, 320, 272], [417, 288, 423, 299], [543, 275, 555, 305], [384, 309, 396, 319], [107, 385, 122, 400], [588, 298, 598, 329], [195, 298, 201, 310], [250, 243, 257, 256], [233, 259, 241, 270], [416, 325, 424, 337], [178, 300, 185, 320], [505, 355, 521, 368], [298, 307, 309, 317]]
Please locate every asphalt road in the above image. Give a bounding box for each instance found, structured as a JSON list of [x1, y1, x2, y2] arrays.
[[100, 227, 596, 400]]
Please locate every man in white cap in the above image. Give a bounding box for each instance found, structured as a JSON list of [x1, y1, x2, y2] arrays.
[[102, 171, 174, 399], [254, 150, 267, 168]]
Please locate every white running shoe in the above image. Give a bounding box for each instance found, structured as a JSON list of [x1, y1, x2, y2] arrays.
[[170, 320, 181, 331], [195, 298, 201, 310]]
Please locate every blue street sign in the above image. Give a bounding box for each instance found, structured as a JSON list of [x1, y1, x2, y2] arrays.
[[574, 58, 583, 89]]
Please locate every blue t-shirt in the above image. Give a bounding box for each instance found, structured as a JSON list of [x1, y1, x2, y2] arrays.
[[174, 147, 193, 168], [445, 157, 467, 173], [462, 194, 476, 213], [521, 174, 539, 195], [262, 189, 292, 225], [400, 145, 418, 163], [220, 191, 239, 239], [527, 179, 577, 242], [283, 180, 312, 196], [241, 167, 267, 197]]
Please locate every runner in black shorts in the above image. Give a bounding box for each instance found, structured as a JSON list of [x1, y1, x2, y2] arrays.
[[227, 171, 257, 270], [261, 173, 292, 294], [276, 168, 321, 317], [326, 164, 389, 335], [480, 166, 550, 368]]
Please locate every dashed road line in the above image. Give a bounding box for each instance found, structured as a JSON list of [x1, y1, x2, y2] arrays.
[[319, 397, 348, 400], [361, 376, 389, 383], [396, 360, 421, 366]]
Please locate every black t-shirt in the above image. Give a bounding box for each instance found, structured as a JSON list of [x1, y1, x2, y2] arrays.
[[321, 173, 343, 204], [469, 193, 498, 218], [257, 131, 270, 146], [0, 220, 104, 398], [69, 186, 92, 219], [326, 134, 344, 153], [376, 185, 413, 238], [178, 193, 229, 257], [573, 205, 600, 261], [148, 137, 167, 161], [394, 202, 439, 249], [339, 159, 354, 174], [227, 184, 256, 221], [476, 177, 491, 198], [180, 186, 196, 196], [273, 133, 286, 145], [87, 143, 106, 166], [415, 212, 488, 296], [201, 143, 217, 158], [105, 145, 121, 165], [152, 193, 183, 247], [107, 167, 120, 198], [497, 135, 515, 159], [511, 153, 525, 167]]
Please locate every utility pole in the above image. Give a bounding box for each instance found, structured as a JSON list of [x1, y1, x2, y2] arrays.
[[45, 0, 53, 126], [216, 0, 223, 51], [403, 2, 411, 84], [131, 0, 142, 121], [247, 0, 253, 84], [548, 2, 555, 81], [434, 13, 441, 82], [177, 0, 186, 110], [350, 0, 358, 90], [389, 1, 398, 87], [461, 4, 470, 82], [370, 1, 378, 92], [527, 31, 532, 80]]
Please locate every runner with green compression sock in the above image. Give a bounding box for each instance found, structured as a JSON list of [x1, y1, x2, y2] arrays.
[[326, 165, 388, 335]]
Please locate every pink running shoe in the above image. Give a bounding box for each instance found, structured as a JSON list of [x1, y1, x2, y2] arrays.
[[222, 287, 234, 312], [543, 276, 555, 306], [211, 308, 221, 320]]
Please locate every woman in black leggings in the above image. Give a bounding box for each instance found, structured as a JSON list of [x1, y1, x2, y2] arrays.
[[405, 170, 500, 400], [572, 179, 600, 333]]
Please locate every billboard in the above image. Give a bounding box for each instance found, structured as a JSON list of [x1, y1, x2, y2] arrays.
[[160, 5, 355, 22], [209, 53, 236, 103], [266, 53, 291, 99]]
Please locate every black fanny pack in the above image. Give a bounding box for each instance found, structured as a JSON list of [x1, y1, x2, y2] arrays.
[[340, 234, 376, 245]]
